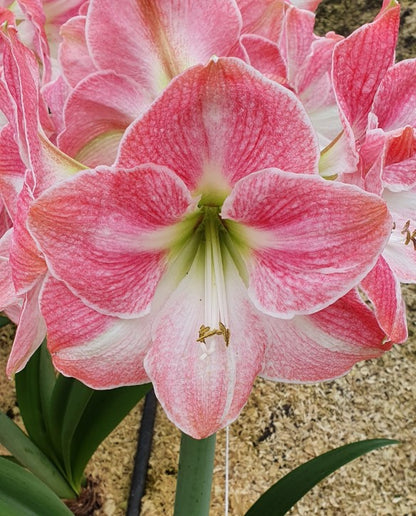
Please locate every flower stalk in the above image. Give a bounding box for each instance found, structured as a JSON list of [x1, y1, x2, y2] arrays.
[[174, 432, 216, 516]]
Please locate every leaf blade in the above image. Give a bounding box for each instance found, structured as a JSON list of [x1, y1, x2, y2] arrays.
[[245, 439, 399, 516]]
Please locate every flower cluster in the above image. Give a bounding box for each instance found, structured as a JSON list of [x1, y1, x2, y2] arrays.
[[0, 0, 414, 438]]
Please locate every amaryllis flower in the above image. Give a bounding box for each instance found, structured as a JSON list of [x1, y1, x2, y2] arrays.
[[26, 58, 392, 438]]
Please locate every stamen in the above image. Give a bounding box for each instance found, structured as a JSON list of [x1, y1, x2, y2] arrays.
[[198, 208, 231, 357], [401, 220, 416, 250]]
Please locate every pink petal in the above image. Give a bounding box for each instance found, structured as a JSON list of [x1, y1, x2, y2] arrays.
[[261, 289, 390, 382], [332, 1, 400, 140], [6, 279, 46, 375], [1, 26, 84, 193], [28, 165, 193, 317], [0, 125, 26, 220], [86, 0, 241, 97], [118, 57, 319, 191], [237, 0, 285, 41], [240, 34, 287, 84], [372, 59, 416, 131], [40, 276, 150, 388], [281, 6, 315, 86], [145, 250, 265, 439], [383, 215, 416, 283], [58, 71, 150, 167], [382, 126, 416, 190], [0, 229, 18, 309], [59, 16, 97, 87], [41, 76, 71, 137], [360, 256, 407, 343], [10, 181, 48, 294], [222, 168, 392, 317]]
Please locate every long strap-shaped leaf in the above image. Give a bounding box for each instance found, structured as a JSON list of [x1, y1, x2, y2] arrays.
[[70, 383, 152, 486], [14, 342, 59, 466], [0, 412, 75, 499], [0, 457, 73, 515], [245, 439, 399, 516]]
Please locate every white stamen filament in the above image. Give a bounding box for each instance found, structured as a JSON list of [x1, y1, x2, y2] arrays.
[[200, 209, 230, 359]]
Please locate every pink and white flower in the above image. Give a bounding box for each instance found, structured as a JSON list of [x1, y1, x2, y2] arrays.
[[27, 58, 392, 438]]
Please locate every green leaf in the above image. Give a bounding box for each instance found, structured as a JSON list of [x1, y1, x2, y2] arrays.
[[59, 379, 93, 489], [0, 457, 73, 515], [70, 383, 151, 485], [0, 412, 75, 499], [245, 439, 399, 516], [14, 342, 58, 464]]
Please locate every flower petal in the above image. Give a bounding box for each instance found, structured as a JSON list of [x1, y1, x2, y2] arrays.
[[118, 57, 319, 191], [360, 256, 407, 343], [332, 1, 400, 140], [222, 168, 392, 317], [58, 71, 150, 167], [145, 249, 265, 439], [372, 58, 416, 131], [87, 0, 241, 96], [40, 276, 150, 388], [261, 289, 389, 382], [6, 279, 46, 375], [28, 165, 193, 317]]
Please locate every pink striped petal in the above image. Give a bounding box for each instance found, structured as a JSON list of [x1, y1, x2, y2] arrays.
[[145, 250, 265, 439], [58, 71, 150, 167], [372, 59, 416, 131], [6, 279, 46, 375], [40, 276, 150, 388], [28, 165, 193, 317], [240, 34, 287, 84], [0, 229, 18, 309], [41, 76, 71, 137], [86, 0, 241, 97], [261, 289, 390, 382], [332, 1, 400, 140], [118, 57, 319, 191], [383, 215, 416, 283], [59, 16, 97, 87], [382, 126, 416, 190], [10, 181, 48, 294], [0, 125, 25, 220], [222, 168, 392, 317], [237, 0, 285, 41], [281, 6, 315, 86], [1, 26, 84, 193], [360, 256, 407, 343]]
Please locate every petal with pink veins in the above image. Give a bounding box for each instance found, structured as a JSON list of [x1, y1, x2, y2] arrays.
[[118, 57, 319, 192], [332, 1, 400, 141], [145, 248, 265, 439], [372, 59, 416, 131], [59, 16, 97, 87], [383, 215, 416, 283], [237, 0, 285, 40], [6, 278, 46, 375], [28, 165, 193, 317], [58, 71, 150, 167], [260, 289, 390, 382], [0, 229, 18, 309], [221, 168, 392, 317], [40, 276, 151, 388], [86, 0, 241, 97], [10, 180, 48, 294], [240, 34, 287, 85], [360, 256, 407, 343]]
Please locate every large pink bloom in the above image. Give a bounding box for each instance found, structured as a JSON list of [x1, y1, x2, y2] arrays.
[[27, 58, 392, 438]]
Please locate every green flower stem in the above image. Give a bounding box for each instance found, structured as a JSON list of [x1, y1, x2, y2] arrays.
[[174, 432, 216, 516]]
